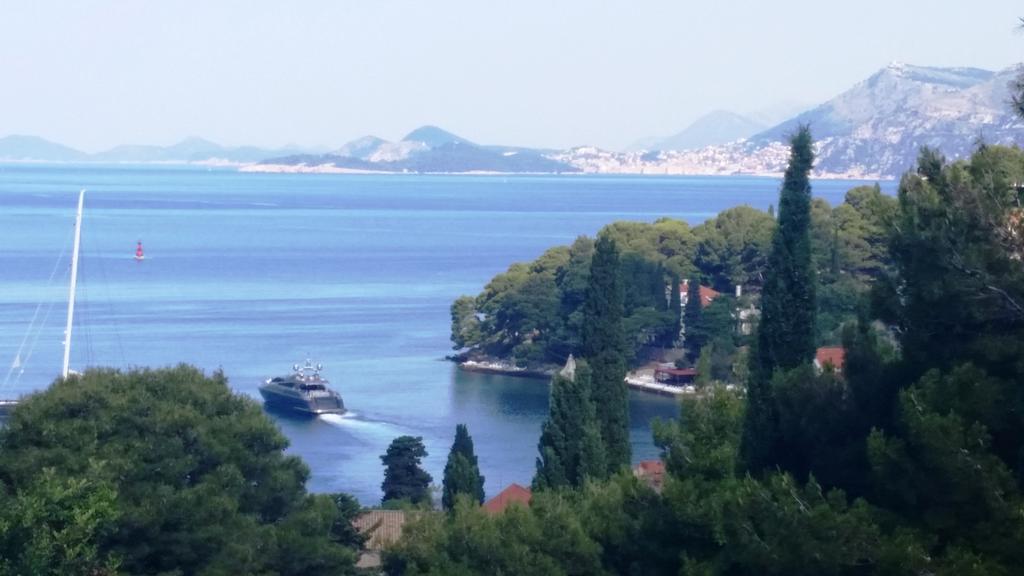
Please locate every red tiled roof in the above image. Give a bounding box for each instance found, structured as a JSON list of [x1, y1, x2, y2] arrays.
[[815, 346, 846, 371], [483, 483, 532, 515], [633, 460, 666, 491], [636, 460, 665, 474], [352, 509, 408, 551], [681, 280, 721, 308]]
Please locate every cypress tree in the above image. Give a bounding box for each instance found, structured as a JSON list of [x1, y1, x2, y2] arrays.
[[668, 273, 682, 346], [441, 424, 485, 510], [582, 235, 630, 474], [742, 125, 817, 474], [683, 276, 705, 362], [534, 357, 606, 489]]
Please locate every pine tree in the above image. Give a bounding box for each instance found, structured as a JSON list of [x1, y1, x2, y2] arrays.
[[742, 126, 816, 474], [534, 357, 606, 489], [581, 235, 631, 474], [381, 436, 433, 505], [441, 424, 485, 510], [668, 273, 682, 346], [683, 276, 705, 362]]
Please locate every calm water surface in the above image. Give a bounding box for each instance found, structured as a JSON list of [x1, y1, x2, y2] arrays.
[[0, 164, 888, 503]]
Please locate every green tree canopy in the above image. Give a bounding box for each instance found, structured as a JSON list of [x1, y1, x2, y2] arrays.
[[0, 467, 120, 576], [381, 436, 433, 506], [450, 295, 481, 350], [743, 125, 817, 475], [442, 424, 485, 510], [582, 235, 631, 474], [884, 146, 1024, 378], [693, 205, 775, 292], [534, 358, 606, 490], [0, 365, 360, 576]]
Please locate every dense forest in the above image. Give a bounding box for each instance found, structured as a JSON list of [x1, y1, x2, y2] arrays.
[[451, 178, 895, 374], [393, 136, 1024, 575]]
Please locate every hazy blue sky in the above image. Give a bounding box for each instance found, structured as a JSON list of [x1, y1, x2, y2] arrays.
[[2, 0, 1021, 151]]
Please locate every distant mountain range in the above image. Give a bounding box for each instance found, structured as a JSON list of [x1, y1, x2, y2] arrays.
[[557, 63, 1024, 178], [247, 126, 576, 174], [6, 62, 1024, 178], [628, 110, 766, 152], [749, 63, 1024, 176], [0, 136, 322, 164], [0, 135, 90, 162]]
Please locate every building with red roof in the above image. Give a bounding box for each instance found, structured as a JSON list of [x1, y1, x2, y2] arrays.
[[633, 460, 666, 492], [680, 279, 721, 308], [482, 483, 532, 515], [653, 366, 697, 385], [814, 346, 846, 374], [352, 509, 410, 569]]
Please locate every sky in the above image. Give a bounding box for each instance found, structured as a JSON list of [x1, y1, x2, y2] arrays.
[[1, 0, 1022, 152]]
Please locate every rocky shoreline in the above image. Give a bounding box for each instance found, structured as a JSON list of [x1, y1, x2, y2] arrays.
[[455, 359, 553, 380]]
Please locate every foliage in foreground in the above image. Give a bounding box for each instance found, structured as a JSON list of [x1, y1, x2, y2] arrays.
[[382, 435, 433, 506], [441, 424, 485, 510], [744, 126, 817, 474], [0, 365, 362, 576], [581, 235, 631, 473], [394, 145, 1024, 576], [0, 467, 120, 576], [534, 359, 605, 490], [388, 389, 919, 576]]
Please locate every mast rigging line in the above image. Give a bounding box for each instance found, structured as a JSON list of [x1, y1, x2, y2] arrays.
[[61, 190, 85, 380], [2, 236, 71, 390]]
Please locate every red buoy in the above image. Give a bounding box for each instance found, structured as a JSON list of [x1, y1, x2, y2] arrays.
[[135, 241, 145, 261]]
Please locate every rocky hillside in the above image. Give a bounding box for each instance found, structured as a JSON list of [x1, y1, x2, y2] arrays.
[[751, 63, 1024, 177], [559, 63, 1024, 179]]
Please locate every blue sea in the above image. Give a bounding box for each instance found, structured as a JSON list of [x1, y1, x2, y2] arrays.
[[0, 164, 888, 504]]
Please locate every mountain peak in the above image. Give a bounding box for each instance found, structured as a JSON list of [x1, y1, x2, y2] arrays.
[[645, 110, 765, 151], [872, 62, 994, 88], [175, 136, 219, 148], [402, 126, 474, 148], [745, 63, 1018, 177], [0, 134, 87, 161]]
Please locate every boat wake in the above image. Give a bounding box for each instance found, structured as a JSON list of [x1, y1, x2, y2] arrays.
[[319, 412, 407, 439]]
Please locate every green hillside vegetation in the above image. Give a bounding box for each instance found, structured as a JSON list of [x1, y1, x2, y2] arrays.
[[0, 366, 363, 576], [393, 141, 1024, 576], [5, 75, 1023, 575], [451, 182, 895, 373], [2, 140, 1022, 576]]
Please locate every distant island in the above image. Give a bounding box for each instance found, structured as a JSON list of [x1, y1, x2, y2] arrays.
[[242, 125, 580, 175], [4, 63, 1023, 178], [0, 135, 323, 165]]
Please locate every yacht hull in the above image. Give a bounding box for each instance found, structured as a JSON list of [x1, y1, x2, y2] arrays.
[[258, 386, 346, 416]]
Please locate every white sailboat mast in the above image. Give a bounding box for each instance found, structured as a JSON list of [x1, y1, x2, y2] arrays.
[[62, 189, 84, 379]]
